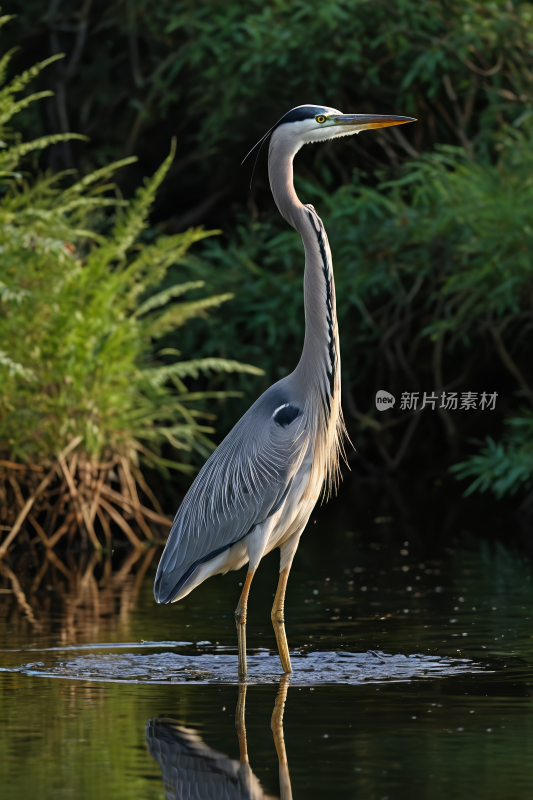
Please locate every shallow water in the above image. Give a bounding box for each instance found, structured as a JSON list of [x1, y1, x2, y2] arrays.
[[4, 646, 489, 685], [0, 480, 532, 798]]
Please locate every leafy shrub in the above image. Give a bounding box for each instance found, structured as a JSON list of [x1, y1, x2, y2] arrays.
[[7, 1, 533, 223], [5, 2, 533, 504], [451, 413, 533, 500], [0, 27, 262, 549], [177, 127, 533, 487]]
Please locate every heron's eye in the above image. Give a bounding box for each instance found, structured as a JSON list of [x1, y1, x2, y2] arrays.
[[316, 115, 326, 124]]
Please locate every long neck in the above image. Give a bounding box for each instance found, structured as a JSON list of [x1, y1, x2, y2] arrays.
[[268, 129, 340, 416]]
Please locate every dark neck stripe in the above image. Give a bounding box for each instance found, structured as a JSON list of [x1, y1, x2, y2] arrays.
[[307, 209, 336, 402]]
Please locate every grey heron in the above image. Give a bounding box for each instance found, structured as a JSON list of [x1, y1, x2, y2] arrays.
[[146, 677, 292, 799], [154, 105, 415, 676]]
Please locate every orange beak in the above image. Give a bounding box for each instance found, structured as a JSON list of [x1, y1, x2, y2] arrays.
[[333, 114, 416, 129]]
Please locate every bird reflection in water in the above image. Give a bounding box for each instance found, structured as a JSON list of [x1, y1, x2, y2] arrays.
[[146, 675, 292, 800]]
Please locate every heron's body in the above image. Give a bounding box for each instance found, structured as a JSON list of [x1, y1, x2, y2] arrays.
[[154, 203, 341, 606], [154, 104, 414, 675], [146, 679, 291, 799]]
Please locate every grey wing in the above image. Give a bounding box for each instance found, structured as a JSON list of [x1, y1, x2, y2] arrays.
[[146, 718, 267, 800], [154, 386, 309, 604]]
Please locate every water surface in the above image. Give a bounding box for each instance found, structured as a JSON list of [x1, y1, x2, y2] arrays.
[[0, 480, 532, 798]]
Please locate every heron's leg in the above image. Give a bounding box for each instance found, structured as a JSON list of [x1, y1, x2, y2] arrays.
[[235, 682, 248, 763], [271, 536, 301, 674], [271, 566, 292, 673], [271, 674, 293, 800], [235, 568, 255, 677], [235, 681, 253, 792]]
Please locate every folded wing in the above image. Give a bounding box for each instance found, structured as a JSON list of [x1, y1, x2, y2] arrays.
[[154, 388, 308, 603]]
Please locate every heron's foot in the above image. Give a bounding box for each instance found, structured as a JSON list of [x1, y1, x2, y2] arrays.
[[271, 609, 292, 674]]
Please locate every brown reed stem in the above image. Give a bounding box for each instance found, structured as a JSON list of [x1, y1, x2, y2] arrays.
[[0, 436, 82, 559], [99, 484, 171, 528], [0, 562, 41, 629], [120, 457, 154, 541], [98, 497, 143, 549]]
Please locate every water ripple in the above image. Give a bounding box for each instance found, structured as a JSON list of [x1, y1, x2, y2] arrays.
[[2, 647, 490, 685]]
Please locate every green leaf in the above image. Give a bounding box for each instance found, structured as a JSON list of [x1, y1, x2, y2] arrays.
[[143, 358, 264, 388]]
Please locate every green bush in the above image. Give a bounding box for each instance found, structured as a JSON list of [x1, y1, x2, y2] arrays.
[[177, 127, 533, 493], [7, 0, 533, 179], [451, 412, 533, 499], [0, 28, 262, 545], [4, 1, 533, 503]]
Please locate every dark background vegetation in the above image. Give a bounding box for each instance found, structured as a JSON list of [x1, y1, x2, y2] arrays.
[[3, 0, 533, 504]]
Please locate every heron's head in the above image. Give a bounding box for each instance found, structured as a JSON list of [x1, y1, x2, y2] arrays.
[[265, 104, 416, 155]]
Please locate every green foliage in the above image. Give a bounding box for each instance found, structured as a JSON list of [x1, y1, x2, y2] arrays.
[[451, 412, 533, 499], [0, 40, 263, 474], [183, 124, 533, 370], [3, 1, 533, 501], [7, 1, 533, 217], [176, 124, 533, 486]]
